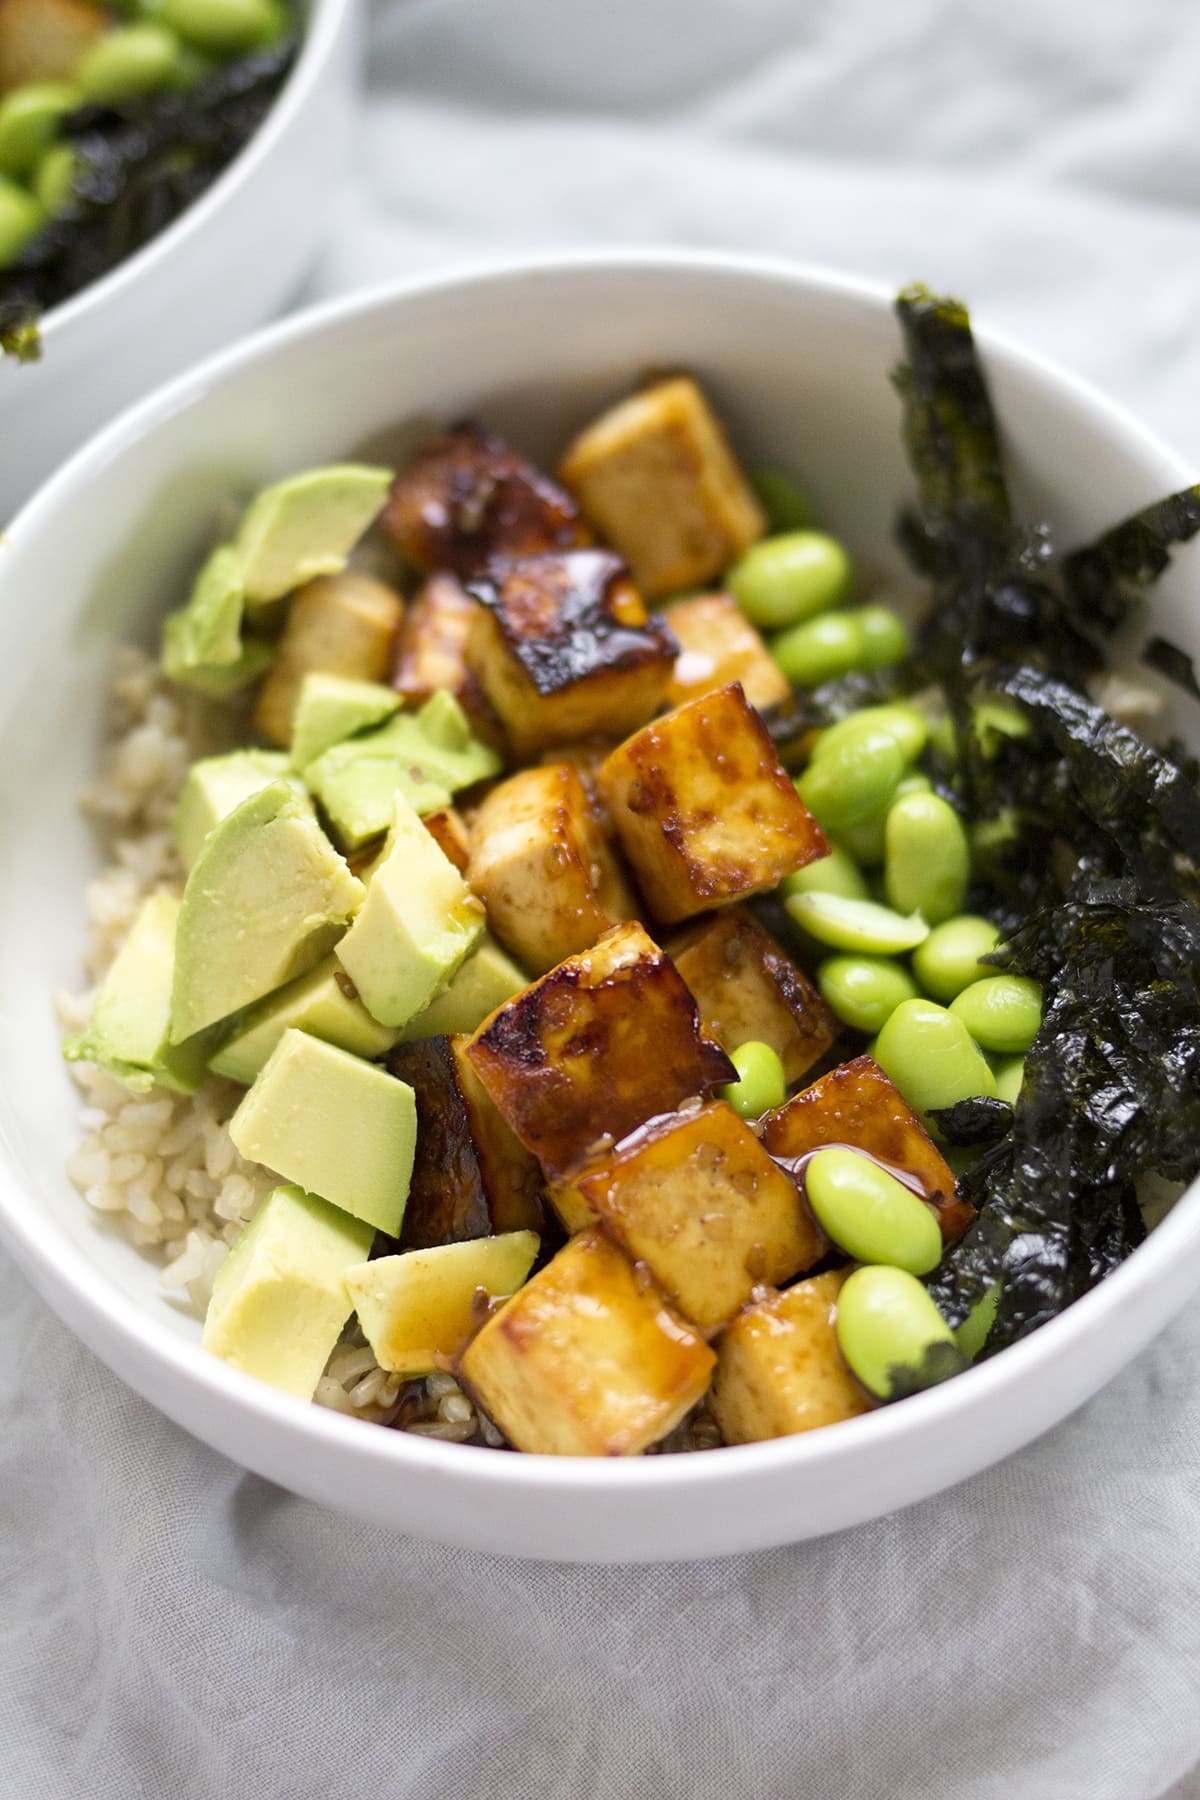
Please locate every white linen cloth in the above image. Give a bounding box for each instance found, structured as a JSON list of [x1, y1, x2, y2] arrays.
[[4, 2, 1200, 1793]]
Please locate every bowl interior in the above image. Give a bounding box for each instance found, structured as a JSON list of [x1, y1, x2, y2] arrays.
[[2, 256, 1198, 1548]]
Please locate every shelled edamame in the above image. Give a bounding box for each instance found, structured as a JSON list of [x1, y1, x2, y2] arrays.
[[718, 1040, 786, 1120]]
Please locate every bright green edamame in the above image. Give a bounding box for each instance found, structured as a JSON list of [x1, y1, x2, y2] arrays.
[[807, 1147, 942, 1276], [950, 975, 1042, 1055], [785, 892, 929, 955], [796, 723, 904, 834], [748, 467, 815, 532], [818, 955, 918, 1034], [0, 175, 43, 268], [0, 84, 78, 181], [780, 843, 869, 902], [857, 605, 910, 671], [835, 771, 932, 868], [972, 698, 1030, 755], [992, 1055, 1025, 1107], [159, 0, 280, 54], [954, 1282, 1001, 1361], [718, 1040, 786, 1120], [835, 1265, 964, 1400], [873, 998, 996, 1118], [884, 791, 970, 925], [34, 143, 77, 214], [770, 611, 864, 689], [813, 704, 928, 768], [911, 914, 1002, 1002], [77, 23, 183, 103], [729, 529, 851, 630]]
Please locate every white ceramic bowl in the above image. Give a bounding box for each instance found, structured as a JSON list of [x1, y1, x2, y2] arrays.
[[0, 0, 360, 524], [2, 252, 1198, 1564]]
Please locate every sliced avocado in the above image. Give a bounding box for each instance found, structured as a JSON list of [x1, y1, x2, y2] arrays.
[[64, 892, 211, 1095], [161, 545, 276, 696], [303, 696, 501, 850], [228, 1029, 417, 1235], [169, 781, 363, 1042], [393, 934, 528, 1042], [335, 795, 485, 1027], [210, 954, 400, 1086], [172, 749, 303, 870], [345, 1232, 540, 1377], [202, 1184, 374, 1400], [289, 672, 401, 771], [236, 464, 393, 607]]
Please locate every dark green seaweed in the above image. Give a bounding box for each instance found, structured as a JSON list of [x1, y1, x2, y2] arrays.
[[926, 1096, 1014, 1146], [1142, 635, 1200, 703]]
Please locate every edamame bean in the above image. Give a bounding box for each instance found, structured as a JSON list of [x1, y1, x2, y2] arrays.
[[0, 84, 78, 181], [717, 1039, 786, 1120], [0, 175, 43, 268], [807, 1147, 942, 1275], [818, 955, 918, 1034], [884, 791, 970, 925], [972, 698, 1030, 755], [796, 723, 904, 833], [873, 998, 996, 1117], [77, 23, 182, 103], [749, 467, 815, 532], [992, 1055, 1025, 1107], [813, 703, 928, 767], [729, 529, 851, 630], [34, 143, 77, 214], [834, 771, 931, 868], [770, 610, 865, 688], [780, 843, 869, 902], [969, 807, 1021, 868], [911, 914, 1002, 1002], [835, 1265, 965, 1400], [785, 892, 929, 955], [159, 0, 279, 54], [857, 605, 910, 672], [954, 1282, 1001, 1361], [950, 975, 1042, 1055]]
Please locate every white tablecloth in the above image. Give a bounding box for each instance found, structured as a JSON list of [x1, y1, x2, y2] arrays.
[[5, 3, 1200, 1793]]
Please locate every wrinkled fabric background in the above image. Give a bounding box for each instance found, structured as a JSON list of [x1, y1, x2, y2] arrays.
[[4, 2, 1200, 1794]]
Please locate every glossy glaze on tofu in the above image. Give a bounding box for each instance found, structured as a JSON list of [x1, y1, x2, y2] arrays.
[[390, 572, 504, 747], [711, 1271, 872, 1444], [664, 592, 791, 713]]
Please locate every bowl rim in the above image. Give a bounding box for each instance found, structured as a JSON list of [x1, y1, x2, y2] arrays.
[[5, 246, 1200, 1502], [24, 0, 353, 345]]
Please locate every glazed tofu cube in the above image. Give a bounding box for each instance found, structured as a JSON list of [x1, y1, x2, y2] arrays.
[[558, 377, 766, 599], [464, 920, 735, 1178], [710, 1271, 872, 1444], [458, 1227, 715, 1455], [0, 0, 106, 90], [254, 572, 405, 746], [386, 1036, 544, 1249], [380, 422, 587, 577], [669, 906, 836, 1085], [464, 550, 677, 758], [575, 1101, 823, 1335], [664, 592, 790, 713], [423, 806, 471, 874], [390, 572, 504, 748], [760, 1054, 974, 1244], [600, 683, 829, 924], [345, 1232, 540, 1378], [467, 763, 636, 976]]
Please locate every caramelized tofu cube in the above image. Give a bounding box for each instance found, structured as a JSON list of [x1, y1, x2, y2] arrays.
[[600, 683, 829, 924], [386, 1036, 543, 1249], [0, 0, 106, 91], [664, 592, 790, 713], [760, 1054, 973, 1243], [467, 763, 636, 976], [558, 377, 766, 599], [575, 1101, 823, 1335], [380, 422, 587, 576], [423, 806, 470, 874], [458, 1227, 715, 1455], [669, 906, 836, 1085], [464, 920, 735, 1178], [253, 572, 405, 747], [390, 572, 504, 748], [711, 1271, 872, 1444], [464, 550, 677, 759]]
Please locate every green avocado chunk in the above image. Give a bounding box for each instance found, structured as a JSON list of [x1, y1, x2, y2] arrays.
[[228, 1029, 417, 1236], [289, 672, 401, 771], [235, 464, 393, 608], [202, 1184, 374, 1400], [161, 545, 276, 696], [303, 693, 501, 850], [172, 749, 305, 870], [335, 795, 485, 1028], [169, 781, 363, 1042], [393, 934, 528, 1042], [210, 954, 400, 1086], [64, 892, 210, 1095]]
